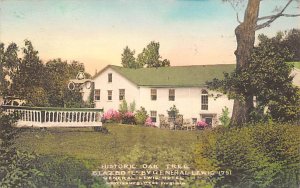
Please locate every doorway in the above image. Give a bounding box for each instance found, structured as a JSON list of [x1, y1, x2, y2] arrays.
[[200, 113, 217, 127]]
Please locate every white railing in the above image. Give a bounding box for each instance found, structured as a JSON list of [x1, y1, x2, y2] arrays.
[[1, 105, 103, 127]]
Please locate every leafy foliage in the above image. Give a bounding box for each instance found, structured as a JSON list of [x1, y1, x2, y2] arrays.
[[207, 31, 300, 123], [167, 105, 179, 118], [121, 41, 171, 68], [118, 100, 137, 124], [88, 82, 95, 107], [63, 88, 85, 108], [44, 59, 90, 108], [10, 40, 45, 104], [282, 29, 300, 61], [129, 100, 136, 112], [43, 58, 70, 107], [121, 46, 141, 68], [0, 43, 17, 96], [32, 156, 108, 188], [0, 110, 42, 188], [137, 41, 170, 68], [121, 111, 136, 124], [118, 100, 128, 114], [194, 123, 300, 187], [0, 40, 91, 107], [219, 106, 231, 127], [134, 106, 148, 125]]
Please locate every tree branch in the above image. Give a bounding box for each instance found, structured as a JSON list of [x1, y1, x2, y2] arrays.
[[236, 12, 242, 24], [228, 0, 242, 24], [258, 13, 300, 21], [255, 0, 299, 30]]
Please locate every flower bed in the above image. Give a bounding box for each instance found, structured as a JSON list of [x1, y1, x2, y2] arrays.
[[102, 109, 121, 123]]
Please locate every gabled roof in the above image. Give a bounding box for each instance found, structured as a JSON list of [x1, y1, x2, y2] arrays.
[[93, 64, 236, 87]]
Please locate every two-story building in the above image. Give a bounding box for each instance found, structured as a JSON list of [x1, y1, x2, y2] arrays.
[[83, 64, 236, 127]]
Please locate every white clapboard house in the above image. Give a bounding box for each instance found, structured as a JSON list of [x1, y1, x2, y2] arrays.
[[82, 64, 236, 127]]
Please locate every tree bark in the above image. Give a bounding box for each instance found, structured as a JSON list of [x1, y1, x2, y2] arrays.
[[230, 0, 260, 126]]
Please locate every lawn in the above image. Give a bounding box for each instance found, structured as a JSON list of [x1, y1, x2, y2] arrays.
[[289, 61, 300, 69], [14, 124, 202, 169]]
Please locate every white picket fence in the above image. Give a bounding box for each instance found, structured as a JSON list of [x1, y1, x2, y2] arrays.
[[1, 105, 103, 127]]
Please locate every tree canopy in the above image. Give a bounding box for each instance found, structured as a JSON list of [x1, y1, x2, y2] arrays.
[[207, 31, 300, 123], [121, 46, 140, 68], [121, 41, 170, 68], [0, 40, 91, 107], [219, 0, 300, 125]]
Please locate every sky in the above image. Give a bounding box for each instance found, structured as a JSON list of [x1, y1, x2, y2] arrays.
[[0, 0, 299, 74]]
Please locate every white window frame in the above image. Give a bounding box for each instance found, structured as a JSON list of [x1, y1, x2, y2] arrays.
[[150, 111, 157, 123], [94, 89, 100, 101], [151, 89, 157, 101], [169, 89, 175, 101], [119, 89, 125, 101], [108, 73, 112, 83], [108, 90, 112, 101], [201, 90, 208, 110]]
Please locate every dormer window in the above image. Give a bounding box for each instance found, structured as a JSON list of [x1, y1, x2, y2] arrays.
[[108, 73, 112, 83]]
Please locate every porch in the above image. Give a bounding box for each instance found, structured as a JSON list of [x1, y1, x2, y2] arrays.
[[1, 105, 103, 127]]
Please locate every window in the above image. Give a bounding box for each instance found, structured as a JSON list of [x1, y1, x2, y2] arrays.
[[150, 111, 157, 123], [201, 90, 208, 110], [119, 89, 125, 100], [169, 89, 175, 101], [108, 90, 112, 101], [94, 89, 100, 101], [151, 89, 157, 100], [108, 73, 112, 83]]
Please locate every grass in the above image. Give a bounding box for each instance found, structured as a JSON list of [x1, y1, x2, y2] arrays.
[[293, 62, 300, 69], [288, 61, 300, 69], [14, 124, 202, 169]]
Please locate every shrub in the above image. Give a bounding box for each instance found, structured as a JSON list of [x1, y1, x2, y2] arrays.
[[145, 117, 155, 127], [118, 100, 128, 114], [167, 105, 179, 118], [119, 100, 137, 124], [0, 110, 41, 188], [26, 87, 49, 107], [121, 111, 136, 124], [134, 107, 148, 125], [194, 123, 300, 187], [32, 156, 108, 187], [219, 106, 230, 127], [196, 120, 208, 129], [129, 100, 136, 112], [102, 109, 120, 123]]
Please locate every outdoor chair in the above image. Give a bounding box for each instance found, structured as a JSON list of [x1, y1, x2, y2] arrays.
[[159, 114, 170, 129], [174, 115, 183, 130], [181, 119, 196, 130]]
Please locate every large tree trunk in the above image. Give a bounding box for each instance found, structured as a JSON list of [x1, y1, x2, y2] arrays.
[[230, 0, 260, 126]]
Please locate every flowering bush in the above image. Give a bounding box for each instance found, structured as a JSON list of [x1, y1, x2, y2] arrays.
[[122, 111, 136, 124], [196, 120, 208, 129], [145, 117, 155, 127], [102, 109, 121, 123]]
